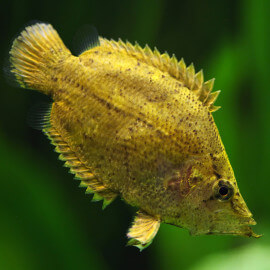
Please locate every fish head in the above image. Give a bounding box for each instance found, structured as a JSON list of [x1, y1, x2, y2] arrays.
[[182, 175, 261, 238]]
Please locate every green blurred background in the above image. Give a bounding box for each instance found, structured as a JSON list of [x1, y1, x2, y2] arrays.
[[1, 0, 270, 269]]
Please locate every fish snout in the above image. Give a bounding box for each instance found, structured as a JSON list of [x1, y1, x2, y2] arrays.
[[231, 193, 254, 217]]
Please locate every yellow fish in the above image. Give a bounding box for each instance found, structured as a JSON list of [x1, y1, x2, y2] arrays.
[[6, 22, 260, 250]]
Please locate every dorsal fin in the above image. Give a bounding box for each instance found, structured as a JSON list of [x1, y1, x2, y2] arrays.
[[44, 124, 117, 209], [99, 38, 220, 112], [72, 25, 100, 56]]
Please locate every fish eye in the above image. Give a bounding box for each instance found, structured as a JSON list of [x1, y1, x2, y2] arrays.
[[219, 186, 228, 196], [213, 180, 234, 201]]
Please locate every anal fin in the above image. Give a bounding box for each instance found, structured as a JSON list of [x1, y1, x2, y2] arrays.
[[44, 124, 117, 209], [127, 211, 160, 251]]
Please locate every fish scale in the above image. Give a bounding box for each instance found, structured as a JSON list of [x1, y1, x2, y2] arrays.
[[6, 22, 260, 250]]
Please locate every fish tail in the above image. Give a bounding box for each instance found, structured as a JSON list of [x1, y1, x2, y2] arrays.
[[5, 22, 71, 95]]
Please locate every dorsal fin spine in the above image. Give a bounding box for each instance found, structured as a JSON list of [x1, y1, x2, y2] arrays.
[[170, 54, 179, 78], [144, 44, 152, 56], [209, 105, 221, 112], [193, 70, 204, 90], [178, 58, 186, 81], [186, 63, 195, 90], [100, 38, 220, 112], [118, 38, 126, 49], [201, 78, 215, 103], [134, 41, 144, 58], [161, 52, 170, 65], [204, 90, 221, 107], [152, 47, 160, 67], [153, 47, 160, 58]]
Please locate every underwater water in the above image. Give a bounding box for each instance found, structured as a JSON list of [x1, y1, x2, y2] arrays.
[[1, 0, 270, 269]]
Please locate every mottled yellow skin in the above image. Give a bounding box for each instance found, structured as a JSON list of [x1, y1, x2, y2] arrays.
[[50, 47, 254, 232], [8, 23, 259, 249]]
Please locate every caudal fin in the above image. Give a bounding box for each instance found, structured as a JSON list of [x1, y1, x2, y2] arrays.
[[5, 22, 71, 94]]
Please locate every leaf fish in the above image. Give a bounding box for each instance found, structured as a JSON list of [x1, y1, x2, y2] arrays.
[[6, 22, 260, 250]]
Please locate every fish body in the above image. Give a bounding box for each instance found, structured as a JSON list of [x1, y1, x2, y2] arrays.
[[7, 22, 260, 250]]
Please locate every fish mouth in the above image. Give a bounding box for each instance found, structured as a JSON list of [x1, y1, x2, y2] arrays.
[[229, 198, 262, 237], [240, 216, 257, 226], [238, 218, 262, 238], [211, 227, 261, 238], [203, 214, 261, 238], [207, 229, 261, 238], [206, 219, 261, 238]]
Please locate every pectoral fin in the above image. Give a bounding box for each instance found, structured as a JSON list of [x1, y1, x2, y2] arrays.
[[127, 211, 160, 251]]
